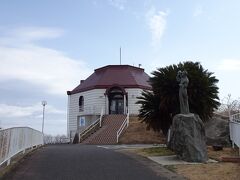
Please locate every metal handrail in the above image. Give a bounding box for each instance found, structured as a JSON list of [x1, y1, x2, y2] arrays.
[[99, 108, 104, 127], [79, 118, 100, 142], [79, 107, 104, 143], [229, 112, 240, 155], [0, 127, 43, 166], [116, 111, 129, 143], [231, 113, 240, 123]]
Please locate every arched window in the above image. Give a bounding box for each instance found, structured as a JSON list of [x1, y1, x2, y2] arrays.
[[79, 96, 84, 111]]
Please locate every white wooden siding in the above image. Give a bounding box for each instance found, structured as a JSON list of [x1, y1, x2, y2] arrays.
[[125, 88, 144, 115], [67, 89, 106, 136], [67, 88, 147, 136]]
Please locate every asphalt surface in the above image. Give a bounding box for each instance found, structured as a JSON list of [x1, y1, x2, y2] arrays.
[[4, 144, 181, 180]]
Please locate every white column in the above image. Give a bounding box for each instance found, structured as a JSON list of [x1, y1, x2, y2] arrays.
[[123, 94, 126, 114], [67, 95, 70, 138], [105, 95, 109, 115]]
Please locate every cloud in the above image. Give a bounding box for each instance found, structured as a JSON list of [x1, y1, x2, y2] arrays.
[[0, 102, 66, 135], [0, 27, 64, 46], [12, 27, 64, 40], [0, 27, 92, 95], [146, 7, 168, 46], [217, 59, 240, 71], [0, 103, 65, 118], [108, 0, 127, 10], [193, 5, 203, 17]]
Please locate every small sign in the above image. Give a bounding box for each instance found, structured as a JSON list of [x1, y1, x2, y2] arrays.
[[79, 116, 85, 126]]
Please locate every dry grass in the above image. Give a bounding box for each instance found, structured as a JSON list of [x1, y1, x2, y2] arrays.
[[136, 147, 175, 157], [129, 145, 240, 180], [174, 147, 240, 180], [207, 146, 239, 161], [174, 163, 240, 180], [118, 116, 166, 144]]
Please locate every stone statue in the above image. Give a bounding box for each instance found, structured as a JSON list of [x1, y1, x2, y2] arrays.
[[176, 70, 189, 114], [168, 70, 208, 162]]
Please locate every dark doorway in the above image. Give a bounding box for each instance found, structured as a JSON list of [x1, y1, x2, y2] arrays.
[[108, 87, 124, 114]]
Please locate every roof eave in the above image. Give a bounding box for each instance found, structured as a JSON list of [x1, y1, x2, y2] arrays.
[[68, 85, 152, 95]]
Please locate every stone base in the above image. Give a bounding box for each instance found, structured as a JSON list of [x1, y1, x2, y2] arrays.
[[168, 113, 208, 162]]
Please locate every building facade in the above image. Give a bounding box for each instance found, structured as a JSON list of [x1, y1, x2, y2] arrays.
[[67, 65, 151, 137]]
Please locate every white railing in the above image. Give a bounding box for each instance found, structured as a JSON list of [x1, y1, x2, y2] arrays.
[[231, 113, 240, 123], [99, 108, 104, 127], [229, 113, 240, 154], [0, 127, 43, 166], [79, 118, 100, 143], [116, 111, 129, 143], [79, 107, 104, 143]]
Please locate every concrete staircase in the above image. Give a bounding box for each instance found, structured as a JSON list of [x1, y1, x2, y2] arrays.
[[82, 114, 126, 145]]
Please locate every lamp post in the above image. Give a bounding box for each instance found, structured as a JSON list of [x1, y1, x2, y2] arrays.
[[42, 100, 47, 134]]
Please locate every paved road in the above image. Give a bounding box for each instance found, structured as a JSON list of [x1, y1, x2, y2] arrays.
[[4, 144, 182, 180]]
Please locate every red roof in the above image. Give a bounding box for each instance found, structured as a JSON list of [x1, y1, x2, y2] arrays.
[[67, 65, 151, 95]]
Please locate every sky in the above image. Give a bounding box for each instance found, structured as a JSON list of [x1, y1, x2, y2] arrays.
[[0, 0, 240, 135]]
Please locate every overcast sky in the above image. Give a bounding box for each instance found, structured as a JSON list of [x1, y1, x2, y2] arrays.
[[0, 0, 239, 135]]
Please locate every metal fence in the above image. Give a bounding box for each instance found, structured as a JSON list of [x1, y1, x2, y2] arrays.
[[229, 113, 240, 154], [0, 127, 43, 166]]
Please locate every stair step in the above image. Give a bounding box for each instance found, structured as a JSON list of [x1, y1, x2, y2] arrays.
[[81, 115, 127, 145]]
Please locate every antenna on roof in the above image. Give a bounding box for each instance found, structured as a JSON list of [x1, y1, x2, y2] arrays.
[[120, 46, 122, 65]]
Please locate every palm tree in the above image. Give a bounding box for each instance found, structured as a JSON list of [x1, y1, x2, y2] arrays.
[[137, 61, 220, 136]]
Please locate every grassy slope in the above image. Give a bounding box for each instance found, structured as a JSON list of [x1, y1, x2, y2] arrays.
[[118, 116, 166, 144]]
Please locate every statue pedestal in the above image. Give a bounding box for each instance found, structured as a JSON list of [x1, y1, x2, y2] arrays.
[[168, 113, 208, 162]]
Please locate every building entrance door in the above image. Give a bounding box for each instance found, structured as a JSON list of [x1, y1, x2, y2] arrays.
[[108, 88, 124, 114], [110, 98, 124, 114]]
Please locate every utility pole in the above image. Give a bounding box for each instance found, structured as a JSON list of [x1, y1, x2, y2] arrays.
[[120, 47, 122, 65], [42, 100, 47, 134]]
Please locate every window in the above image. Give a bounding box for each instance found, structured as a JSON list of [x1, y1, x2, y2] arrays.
[[79, 96, 84, 112]]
